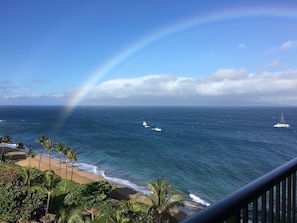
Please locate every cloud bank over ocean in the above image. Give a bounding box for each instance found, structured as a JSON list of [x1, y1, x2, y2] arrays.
[[84, 69, 297, 106], [3, 68, 295, 106]]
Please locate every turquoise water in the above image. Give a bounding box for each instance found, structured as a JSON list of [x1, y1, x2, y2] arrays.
[[1, 106, 297, 209]]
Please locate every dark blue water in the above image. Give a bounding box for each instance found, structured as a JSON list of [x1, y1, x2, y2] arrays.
[[1, 106, 297, 208]]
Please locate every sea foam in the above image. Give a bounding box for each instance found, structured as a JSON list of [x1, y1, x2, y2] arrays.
[[189, 193, 210, 207], [73, 162, 150, 195], [102, 171, 150, 195]]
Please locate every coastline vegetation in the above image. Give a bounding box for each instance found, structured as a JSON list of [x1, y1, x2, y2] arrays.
[[0, 135, 185, 223]]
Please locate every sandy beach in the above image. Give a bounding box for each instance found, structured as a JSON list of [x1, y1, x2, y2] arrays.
[[3, 146, 188, 220], [4, 147, 139, 201]]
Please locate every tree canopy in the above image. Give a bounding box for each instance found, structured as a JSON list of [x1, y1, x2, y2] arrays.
[[64, 181, 115, 220], [139, 178, 184, 223], [0, 182, 46, 222]]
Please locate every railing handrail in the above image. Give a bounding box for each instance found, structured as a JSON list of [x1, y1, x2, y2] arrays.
[[181, 157, 297, 223]]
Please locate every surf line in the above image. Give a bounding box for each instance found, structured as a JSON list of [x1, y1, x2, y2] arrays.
[[55, 6, 297, 131]]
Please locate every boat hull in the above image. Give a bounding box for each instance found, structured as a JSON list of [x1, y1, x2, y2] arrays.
[[274, 123, 290, 128]]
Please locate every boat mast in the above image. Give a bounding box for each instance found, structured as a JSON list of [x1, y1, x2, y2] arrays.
[[281, 112, 285, 124]]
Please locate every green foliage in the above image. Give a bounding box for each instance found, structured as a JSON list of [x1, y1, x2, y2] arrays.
[[138, 178, 184, 223], [44, 169, 60, 191], [92, 217, 110, 223], [44, 177, 79, 214], [26, 148, 36, 166], [0, 182, 23, 222], [96, 199, 153, 223], [119, 200, 154, 223], [128, 211, 154, 223], [2, 135, 12, 143], [58, 178, 79, 192], [0, 135, 185, 223], [21, 189, 47, 220], [68, 208, 91, 223], [64, 181, 116, 221], [108, 210, 130, 223], [21, 166, 37, 192], [64, 181, 115, 209], [96, 198, 122, 219], [0, 181, 46, 222]]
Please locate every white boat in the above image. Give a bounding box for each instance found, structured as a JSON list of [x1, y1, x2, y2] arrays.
[[274, 113, 290, 128], [142, 121, 150, 128], [152, 127, 161, 132]]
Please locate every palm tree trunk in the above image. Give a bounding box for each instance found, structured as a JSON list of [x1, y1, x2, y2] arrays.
[[64, 162, 68, 191], [48, 150, 51, 169], [91, 208, 94, 221], [71, 162, 74, 181], [39, 150, 42, 169], [59, 153, 62, 175], [26, 180, 32, 222], [46, 191, 51, 216]]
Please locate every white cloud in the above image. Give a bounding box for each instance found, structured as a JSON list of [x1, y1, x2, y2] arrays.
[[2, 69, 297, 106], [281, 40, 297, 49], [90, 75, 193, 98], [83, 69, 297, 105], [3, 93, 66, 99]]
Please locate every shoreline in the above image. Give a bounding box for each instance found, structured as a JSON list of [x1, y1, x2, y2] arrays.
[[3, 146, 190, 221], [8, 149, 142, 201]]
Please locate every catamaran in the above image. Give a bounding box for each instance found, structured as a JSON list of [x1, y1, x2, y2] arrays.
[[274, 113, 290, 128]]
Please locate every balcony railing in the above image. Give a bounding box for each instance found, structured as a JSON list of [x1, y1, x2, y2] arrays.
[[181, 157, 297, 223]]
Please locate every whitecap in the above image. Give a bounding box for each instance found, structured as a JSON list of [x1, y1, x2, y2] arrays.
[[102, 171, 150, 195], [189, 193, 210, 207], [75, 162, 98, 173]]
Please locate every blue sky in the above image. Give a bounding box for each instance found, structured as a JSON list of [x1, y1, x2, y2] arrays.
[[1, 0, 297, 106]]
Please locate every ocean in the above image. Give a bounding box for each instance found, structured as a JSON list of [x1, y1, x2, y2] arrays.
[[1, 106, 297, 211]]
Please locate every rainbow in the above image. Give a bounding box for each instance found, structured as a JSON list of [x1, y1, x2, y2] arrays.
[[57, 5, 297, 129]]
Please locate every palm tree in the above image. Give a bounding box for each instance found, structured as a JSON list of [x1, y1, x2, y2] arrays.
[[44, 169, 59, 216], [58, 208, 91, 223], [26, 148, 36, 167], [63, 145, 71, 191], [36, 135, 46, 169], [139, 178, 184, 223], [55, 142, 64, 176], [67, 149, 77, 182], [22, 166, 37, 221], [44, 138, 54, 169], [109, 210, 130, 223], [2, 134, 11, 144], [57, 208, 68, 223], [22, 166, 36, 191], [120, 200, 144, 219], [67, 208, 91, 223]]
